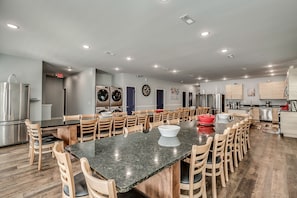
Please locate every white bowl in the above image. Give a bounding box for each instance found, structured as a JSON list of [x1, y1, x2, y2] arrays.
[[158, 125, 181, 137], [158, 136, 180, 147]]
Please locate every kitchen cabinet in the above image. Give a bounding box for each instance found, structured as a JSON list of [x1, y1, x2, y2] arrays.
[[225, 84, 243, 99], [258, 81, 286, 99], [287, 68, 297, 100]]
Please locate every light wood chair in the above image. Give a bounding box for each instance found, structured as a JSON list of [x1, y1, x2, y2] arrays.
[[25, 119, 32, 157], [167, 112, 175, 121], [206, 131, 228, 198], [167, 118, 180, 125], [80, 157, 148, 198], [180, 137, 213, 198], [173, 111, 181, 120], [53, 142, 88, 198], [112, 112, 127, 117], [28, 123, 60, 171], [182, 109, 190, 121], [251, 107, 261, 129], [124, 124, 143, 136], [136, 113, 148, 130], [81, 114, 99, 120], [97, 117, 113, 139], [224, 127, 236, 182], [113, 116, 127, 136], [149, 120, 164, 131], [153, 112, 162, 122], [272, 107, 279, 131], [79, 119, 97, 142], [126, 115, 137, 127], [63, 114, 81, 121], [161, 112, 168, 122], [232, 123, 243, 168]]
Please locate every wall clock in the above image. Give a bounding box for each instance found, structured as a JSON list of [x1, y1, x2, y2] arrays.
[[142, 84, 151, 96]]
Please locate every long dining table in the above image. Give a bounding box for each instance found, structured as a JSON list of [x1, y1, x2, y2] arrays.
[[65, 119, 237, 197]]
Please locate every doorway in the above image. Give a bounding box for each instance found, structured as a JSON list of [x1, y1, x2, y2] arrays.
[[156, 89, 164, 109], [182, 92, 186, 107], [189, 92, 193, 107], [126, 86, 135, 115]]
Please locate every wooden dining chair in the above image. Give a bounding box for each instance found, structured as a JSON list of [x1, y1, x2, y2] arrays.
[[232, 123, 242, 168], [180, 137, 213, 198], [149, 120, 164, 131], [153, 112, 162, 122], [205, 131, 228, 198], [124, 124, 143, 136], [81, 114, 99, 120], [113, 116, 127, 136], [28, 123, 61, 171], [136, 113, 148, 130], [97, 117, 113, 139], [161, 112, 168, 122], [53, 142, 88, 198], [79, 119, 97, 142], [112, 112, 127, 117], [167, 112, 174, 121], [182, 109, 190, 121], [126, 115, 137, 127], [80, 157, 148, 198], [224, 127, 236, 182], [25, 119, 32, 157], [167, 118, 180, 125], [63, 114, 81, 121]]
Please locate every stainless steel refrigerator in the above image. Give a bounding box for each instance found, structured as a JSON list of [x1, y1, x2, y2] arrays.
[[196, 93, 225, 114], [0, 82, 30, 147]]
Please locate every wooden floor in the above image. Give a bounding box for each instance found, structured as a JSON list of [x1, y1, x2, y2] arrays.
[[1, 125, 297, 198]]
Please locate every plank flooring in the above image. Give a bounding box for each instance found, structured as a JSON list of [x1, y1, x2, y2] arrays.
[[1, 125, 297, 198]]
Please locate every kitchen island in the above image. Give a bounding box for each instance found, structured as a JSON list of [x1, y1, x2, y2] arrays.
[[66, 120, 234, 197]]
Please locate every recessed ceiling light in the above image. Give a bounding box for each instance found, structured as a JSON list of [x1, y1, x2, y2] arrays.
[[126, 56, 132, 61], [196, 77, 203, 80], [268, 64, 273, 68], [269, 69, 274, 73], [221, 49, 228, 53], [244, 75, 249, 79], [179, 14, 195, 25], [172, 69, 177, 73], [153, 64, 159, 68], [222, 77, 227, 81], [205, 79, 209, 82], [201, 31, 210, 37], [160, 0, 169, 3], [83, 45, 90, 49], [270, 73, 275, 76], [227, 54, 234, 58], [114, 67, 120, 71], [67, 67, 72, 71], [242, 67, 247, 70], [7, 23, 19, 29]]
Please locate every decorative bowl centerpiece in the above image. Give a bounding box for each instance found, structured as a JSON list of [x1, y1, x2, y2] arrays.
[[158, 125, 181, 137], [158, 136, 180, 147], [197, 114, 215, 124]]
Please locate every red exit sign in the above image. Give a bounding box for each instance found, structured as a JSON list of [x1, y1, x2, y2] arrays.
[[56, 73, 64, 78]]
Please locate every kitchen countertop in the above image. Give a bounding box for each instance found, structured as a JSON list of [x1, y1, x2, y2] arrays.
[[65, 120, 236, 193]]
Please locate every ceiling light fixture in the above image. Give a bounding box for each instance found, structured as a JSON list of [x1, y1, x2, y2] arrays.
[[196, 77, 203, 80], [83, 45, 90, 49], [7, 23, 19, 29], [244, 75, 249, 79], [222, 77, 227, 81], [221, 49, 228, 53], [126, 56, 132, 61], [115, 67, 120, 71], [242, 67, 247, 70], [270, 73, 275, 76], [67, 67, 72, 71], [172, 69, 177, 73], [201, 31, 210, 37], [205, 79, 209, 82], [268, 64, 273, 68], [153, 64, 159, 68], [269, 69, 274, 73], [179, 14, 195, 25]]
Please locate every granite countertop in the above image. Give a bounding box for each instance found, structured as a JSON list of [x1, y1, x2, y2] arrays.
[[33, 118, 79, 128], [66, 120, 233, 193]]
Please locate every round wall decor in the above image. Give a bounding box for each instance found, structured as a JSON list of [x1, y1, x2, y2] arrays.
[[142, 84, 151, 96]]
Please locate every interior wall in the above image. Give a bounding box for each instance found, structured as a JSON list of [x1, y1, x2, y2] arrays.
[[44, 76, 64, 118], [199, 76, 287, 106], [64, 67, 96, 115], [0, 53, 42, 121], [96, 69, 112, 86], [113, 73, 196, 111]]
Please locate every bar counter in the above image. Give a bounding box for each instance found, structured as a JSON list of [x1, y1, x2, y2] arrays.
[[65, 120, 234, 196]]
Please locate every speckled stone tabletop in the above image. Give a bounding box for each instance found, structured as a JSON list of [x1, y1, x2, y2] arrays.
[[33, 118, 79, 128], [66, 120, 233, 192]]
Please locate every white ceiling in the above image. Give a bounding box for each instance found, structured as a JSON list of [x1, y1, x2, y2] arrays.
[[1, 0, 297, 84]]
